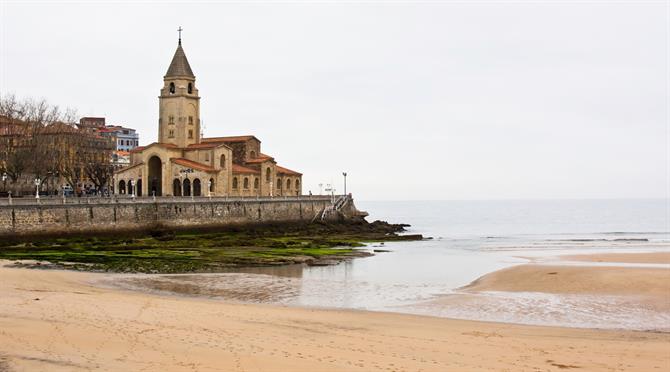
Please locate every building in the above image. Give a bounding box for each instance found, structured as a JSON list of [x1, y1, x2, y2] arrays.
[[113, 35, 302, 197], [0, 115, 115, 195], [100, 126, 139, 152], [79, 118, 140, 152]]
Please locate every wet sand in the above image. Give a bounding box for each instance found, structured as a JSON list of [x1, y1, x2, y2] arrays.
[[463, 251, 670, 315], [0, 264, 669, 371]]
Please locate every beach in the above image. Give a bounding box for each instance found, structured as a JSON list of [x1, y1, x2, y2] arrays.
[[1, 252, 669, 372]]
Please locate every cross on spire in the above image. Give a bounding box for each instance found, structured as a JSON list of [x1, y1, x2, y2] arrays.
[[178, 26, 183, 45]]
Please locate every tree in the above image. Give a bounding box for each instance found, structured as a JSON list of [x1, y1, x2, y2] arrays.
[[0, 94, 115, 195]]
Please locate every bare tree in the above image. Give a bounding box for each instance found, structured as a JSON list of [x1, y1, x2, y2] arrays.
[[0, 94, 114, 195]]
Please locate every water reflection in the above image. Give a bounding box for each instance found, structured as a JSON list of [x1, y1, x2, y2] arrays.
[[102, 233, 670, 331]]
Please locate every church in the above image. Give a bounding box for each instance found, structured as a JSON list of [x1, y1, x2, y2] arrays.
[[114, 35, 302, 198]]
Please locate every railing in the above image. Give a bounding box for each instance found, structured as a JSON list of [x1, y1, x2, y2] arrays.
[[0, 194, 341, 207]]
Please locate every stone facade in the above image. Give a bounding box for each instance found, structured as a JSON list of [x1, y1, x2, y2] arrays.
[[114, 36, 302, 198]]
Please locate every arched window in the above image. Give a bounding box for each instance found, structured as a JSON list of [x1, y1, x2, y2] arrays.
[[286, 179, 291, 190], [277, 178, 282, 189], [173, 179, 181, 196], [183, 178, 191, 196], [254, 178, 259, 189], [118, 180, 126, 194], [193, 179, 201, 197], [169, 82, 175, 94], [295, 179, 300, 190], [250, 151, 256, 159], [209, 178, 215, 192], [243, 177, 249, 189], [188, 83, 193, 94], [232, 177, 238, 189], [266, 167, 271, 182], [220, 154, 226, 168]]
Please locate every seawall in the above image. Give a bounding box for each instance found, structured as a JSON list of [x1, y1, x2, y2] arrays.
[[0, 196, 360, 237]]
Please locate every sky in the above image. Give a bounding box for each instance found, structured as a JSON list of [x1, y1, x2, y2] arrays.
[[0, 1, 667, 200]]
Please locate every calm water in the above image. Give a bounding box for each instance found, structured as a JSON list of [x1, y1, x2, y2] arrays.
[[105, 199, 670, 330]]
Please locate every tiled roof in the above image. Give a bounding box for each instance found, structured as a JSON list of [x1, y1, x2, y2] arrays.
[[115, 162, 144, 173], [171, 158, 216, 172], [165, 43, 194, 78], [276, 165, 302, 176], [186, 142, 221, 149], [130, 142, 178, 153], [116, 151, 130, 156], [232, 164, 260, 174], [201, 135, 259, 143], [245, 153, 274, 164]]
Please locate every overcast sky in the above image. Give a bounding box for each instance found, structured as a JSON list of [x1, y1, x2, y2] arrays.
[[0, 1, 667, 200]]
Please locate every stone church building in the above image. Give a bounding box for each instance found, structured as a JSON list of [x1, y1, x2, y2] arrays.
[[114, 37, 302, 197]]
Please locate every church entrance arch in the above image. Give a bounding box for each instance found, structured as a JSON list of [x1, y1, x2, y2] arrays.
[[173, 179, 182, 196], [193, 179, 201, 197], [148, 156, 162, 196], [183, 178, 191, 196]]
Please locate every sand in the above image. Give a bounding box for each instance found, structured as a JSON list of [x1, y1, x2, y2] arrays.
[[562, 251, 670, 264], [0, 264, 668, 371]]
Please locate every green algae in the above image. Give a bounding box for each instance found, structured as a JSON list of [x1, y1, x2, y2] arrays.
[[0, 221, 421, 273]]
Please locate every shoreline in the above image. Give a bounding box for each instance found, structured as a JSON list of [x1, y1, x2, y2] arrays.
[[0, 263, 668, 371]]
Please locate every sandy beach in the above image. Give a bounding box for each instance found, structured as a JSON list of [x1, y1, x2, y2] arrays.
[[0, 256, 669, 372]]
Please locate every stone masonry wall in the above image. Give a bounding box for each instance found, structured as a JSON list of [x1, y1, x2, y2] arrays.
[[0, 198, 338, 237]]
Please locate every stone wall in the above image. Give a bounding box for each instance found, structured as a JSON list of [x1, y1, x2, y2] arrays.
[[0, 197, 343, 237]]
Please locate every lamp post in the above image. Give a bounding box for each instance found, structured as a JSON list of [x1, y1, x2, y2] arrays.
[[34, 178, 41, 199], [342, 172, 347, 196]]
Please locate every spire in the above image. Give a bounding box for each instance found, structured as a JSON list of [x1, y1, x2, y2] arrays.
[[165, 27, 194, 78]]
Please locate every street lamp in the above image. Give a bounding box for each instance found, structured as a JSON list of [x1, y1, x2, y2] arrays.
[[34, 178, 41, 199], [342, 172, 347, 196]]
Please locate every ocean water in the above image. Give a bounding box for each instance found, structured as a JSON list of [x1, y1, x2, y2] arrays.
[[106, 199, 670, 331]]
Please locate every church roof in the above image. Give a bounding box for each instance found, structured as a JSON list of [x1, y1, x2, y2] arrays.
[[202, 135, 260, 143], [276, 165, 302, 176], [186, 142, 228, 149], [171, 158, 216, 172], [245, 153, 274, 164], [232, 164, 260, 174], [165, 42, 194, 78], [130, 142, 178, 153]]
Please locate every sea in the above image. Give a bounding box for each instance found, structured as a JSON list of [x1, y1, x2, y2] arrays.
[[105, 199, 670, 331]]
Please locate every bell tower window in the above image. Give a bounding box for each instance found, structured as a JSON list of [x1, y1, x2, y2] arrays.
[[188, 116, 193, 125], [188, 130, 193, 139], [188, 83, 193, 94], [169, 82, 175, 94], [168, 116, 174, 125]]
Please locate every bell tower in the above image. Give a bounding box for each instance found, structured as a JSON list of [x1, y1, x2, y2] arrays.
[[158, 28, 201, 147]]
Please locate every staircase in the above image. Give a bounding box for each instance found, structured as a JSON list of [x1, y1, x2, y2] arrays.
[[312, 195, 350, 222]]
